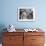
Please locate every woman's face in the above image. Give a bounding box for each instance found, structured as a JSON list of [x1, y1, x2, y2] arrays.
[[23, 12, 27, 15], [22, 11, 27, 16], [21, 11, 27, 19]]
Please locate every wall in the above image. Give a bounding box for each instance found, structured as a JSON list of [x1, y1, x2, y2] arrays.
[[0, 0, 46, 44], [0, 0, 46, 30]]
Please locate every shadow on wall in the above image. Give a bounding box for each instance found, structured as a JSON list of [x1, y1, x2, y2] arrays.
[[0, 24, 7, 43]]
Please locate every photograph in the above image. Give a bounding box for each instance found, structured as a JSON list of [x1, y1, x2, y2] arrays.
[[18, 7, 35, 21]]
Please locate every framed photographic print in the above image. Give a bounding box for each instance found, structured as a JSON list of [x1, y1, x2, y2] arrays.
[[18, 7, 35, 21]]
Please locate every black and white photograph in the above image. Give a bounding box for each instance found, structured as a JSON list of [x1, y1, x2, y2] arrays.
[[18, 7, 35, 21]]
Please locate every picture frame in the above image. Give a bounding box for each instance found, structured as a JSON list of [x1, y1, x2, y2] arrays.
[[18, 7, 35, 21]]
